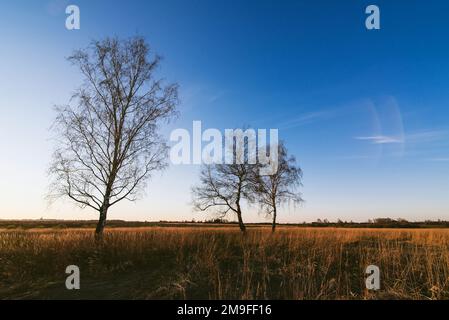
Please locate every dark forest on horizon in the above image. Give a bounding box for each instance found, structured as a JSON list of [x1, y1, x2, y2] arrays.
[[1, 218, 449, 229]]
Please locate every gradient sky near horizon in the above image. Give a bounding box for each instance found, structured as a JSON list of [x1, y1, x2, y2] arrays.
[[1, 0, 449, 223]]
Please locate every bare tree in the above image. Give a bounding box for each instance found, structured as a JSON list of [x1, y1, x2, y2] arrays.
[[192, 135, 257, 232], [192, 163, 255, 232], [254, 142, 303, 232], [48, 37, 178, 239]]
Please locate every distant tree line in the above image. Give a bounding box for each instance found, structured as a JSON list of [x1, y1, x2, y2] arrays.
[[2, 219, 449, 230]]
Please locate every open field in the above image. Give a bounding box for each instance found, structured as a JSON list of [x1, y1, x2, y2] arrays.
[[1, 226, 449, 300]]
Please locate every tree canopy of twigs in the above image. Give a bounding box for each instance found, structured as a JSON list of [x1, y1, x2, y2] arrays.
[[192, 136, 257, 232], [48, 37, 178, 238], [254, 142, 303, 232]]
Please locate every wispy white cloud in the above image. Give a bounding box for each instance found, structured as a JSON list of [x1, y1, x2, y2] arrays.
[[355, 135, 403, 144], [278, 111, 335, 130], [355, 130, 448, 145]]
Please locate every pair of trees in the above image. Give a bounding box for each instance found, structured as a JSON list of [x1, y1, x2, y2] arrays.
[[192, 142, 303, 232]]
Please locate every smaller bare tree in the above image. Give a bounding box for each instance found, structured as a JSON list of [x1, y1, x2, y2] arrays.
[[192, 163, 256, 232], [192, 135, 256, 232], [254, 142, 303, 232]]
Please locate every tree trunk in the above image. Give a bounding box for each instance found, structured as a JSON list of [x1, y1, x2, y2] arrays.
[[236, 210, 246, 233], [235, 198, 246, 233], [272, 206, 277, 233], [95, 205, 108, 240]]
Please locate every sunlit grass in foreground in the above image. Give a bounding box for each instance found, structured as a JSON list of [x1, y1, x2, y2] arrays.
[[1, 227, 448, 299]]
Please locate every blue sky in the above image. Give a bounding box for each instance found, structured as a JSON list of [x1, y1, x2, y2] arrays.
[[0, 0, 449, 222]]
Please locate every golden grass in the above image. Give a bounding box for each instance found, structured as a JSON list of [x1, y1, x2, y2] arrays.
[[1, 226, 448, 299]]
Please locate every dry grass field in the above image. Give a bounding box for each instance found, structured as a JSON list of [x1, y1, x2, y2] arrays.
[[1, 226, 448, 300]]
